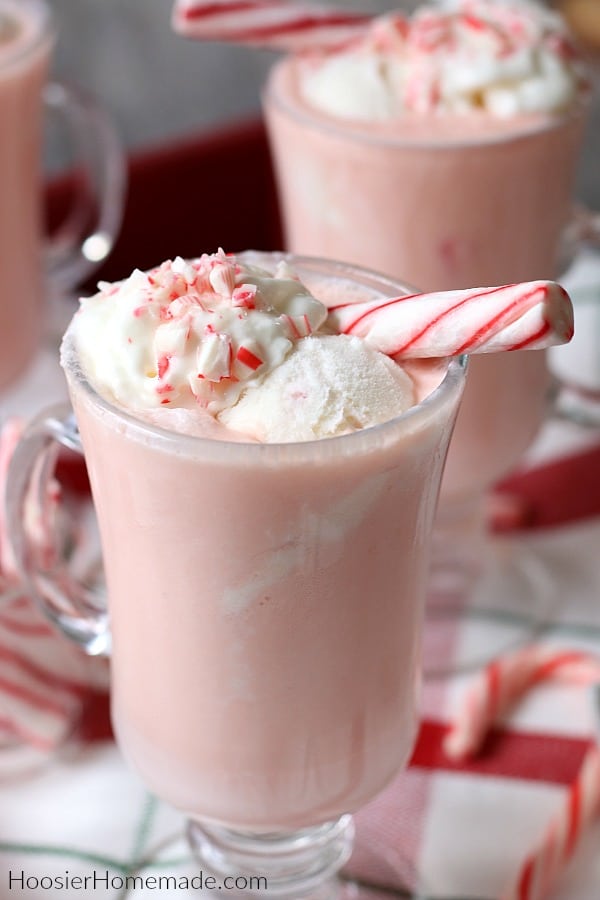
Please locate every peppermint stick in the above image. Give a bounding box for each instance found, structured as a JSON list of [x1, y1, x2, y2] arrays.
[[325, 281, 574, 359], [443, 645, 600, 900], [502, 744, 600, 900], [171, 0, 370, 51], [444, 646, 600, 762]]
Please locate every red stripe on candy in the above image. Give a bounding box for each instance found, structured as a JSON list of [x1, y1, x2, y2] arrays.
[[393, 286, 506, 355], [332, 291, 420, 332], [453, 284, 546, 354], [534, 651, 595, 682], [506, 320, 551, 352], [182, 0, 286, 20], [486, 659, 502, 720], [565, 778, 582, 859], [517, 855, 534, 900], [204, 14, 368, 41], [236, 346, 263, 370]]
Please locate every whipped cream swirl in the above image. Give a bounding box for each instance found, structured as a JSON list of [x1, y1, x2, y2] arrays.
[[68, 251, 328, 415], [299, 0, 587, 119]]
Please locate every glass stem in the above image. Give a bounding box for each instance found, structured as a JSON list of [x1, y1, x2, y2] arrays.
[[187, 815, 354, 898]]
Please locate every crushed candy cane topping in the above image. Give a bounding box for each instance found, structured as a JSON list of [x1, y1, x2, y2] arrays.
[[69, 250, 328, 414], [299, 0, 588, 119]]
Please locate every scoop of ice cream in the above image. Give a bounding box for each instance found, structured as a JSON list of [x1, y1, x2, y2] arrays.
[[218, 335, 416, 442], [67, 251, 328, 415], [299, 0, 586, 119]]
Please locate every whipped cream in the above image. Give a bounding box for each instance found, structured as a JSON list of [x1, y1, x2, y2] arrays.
[[67, 251, 417, 441], [68, 251, 328, 416], [299, 0, 586, 119]]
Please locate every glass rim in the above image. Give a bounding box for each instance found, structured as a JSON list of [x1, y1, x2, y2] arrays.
[[263, 57, 590, 152], [0, 0, 55, 72], [62, 252, 468, 465]]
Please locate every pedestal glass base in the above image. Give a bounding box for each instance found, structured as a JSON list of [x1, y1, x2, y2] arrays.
[[187, 815, 354, 898], [120, 815, 432, 900]]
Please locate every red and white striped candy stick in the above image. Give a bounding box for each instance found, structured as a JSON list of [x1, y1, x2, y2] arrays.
[[172, 0, 371, 51], [444, 646, 600, 762], [502, 743, 600, 900], [326, 280, 574, 359], [444, 644, 600, 899]]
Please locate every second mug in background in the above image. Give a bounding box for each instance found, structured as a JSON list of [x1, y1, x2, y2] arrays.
[[0, 0, 125, 396], [263, 2, 600, 669]]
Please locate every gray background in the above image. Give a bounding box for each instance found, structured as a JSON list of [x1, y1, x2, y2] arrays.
[[48, 0, 599, 207]]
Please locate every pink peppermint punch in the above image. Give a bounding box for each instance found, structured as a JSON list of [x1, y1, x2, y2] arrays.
[[171, 0, 370, 51], [325, 280, 574, 359]]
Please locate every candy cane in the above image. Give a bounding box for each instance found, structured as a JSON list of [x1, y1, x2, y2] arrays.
[[502, 743, 600, 900], [444, 646, 600, 762], [171, 0, 370, 51], [325, 280, 574, 359], [443, 645, 600, 900]]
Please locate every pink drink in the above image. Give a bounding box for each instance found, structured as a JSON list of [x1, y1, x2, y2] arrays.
[[263, 28, 587, 497], [62, 259, 464, 830], [0, 0, 53, 390]]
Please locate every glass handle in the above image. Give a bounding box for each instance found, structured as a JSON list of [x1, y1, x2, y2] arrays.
[[551, 204, 600, 427], [5, 405, 110, 656], [550, 378, 600, 427], [565, 204, 600, 250], [43, 80, 127, 294]]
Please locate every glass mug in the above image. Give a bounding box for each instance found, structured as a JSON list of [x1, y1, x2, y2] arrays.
[[6, 256, 466, 895], [263, 56, 600, 670], [0, 0, 125, 392]]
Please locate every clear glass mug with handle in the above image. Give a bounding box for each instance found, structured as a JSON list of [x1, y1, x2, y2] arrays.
[[0, 0, 125, 393], [264, 52, 600, 673], [5, 254, 466, 897]]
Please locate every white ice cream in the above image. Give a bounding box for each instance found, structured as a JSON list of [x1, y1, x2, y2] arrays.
[[66, 251, 417, 442], [219, 334, 415, 442], [299, 0, 586, 120]]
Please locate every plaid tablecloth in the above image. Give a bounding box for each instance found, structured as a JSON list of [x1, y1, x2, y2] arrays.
[[0, 258, 598, 900]]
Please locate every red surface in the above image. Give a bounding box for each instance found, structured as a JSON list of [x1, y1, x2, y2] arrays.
[[497, 443, 600, 530], [47, 118, 283, 286], [409, 720, 594, 787]]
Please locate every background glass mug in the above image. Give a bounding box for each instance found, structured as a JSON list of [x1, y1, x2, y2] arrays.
[[263, 57, 600, 668], [0, 0, 125, 392], [6, 255, 466, 895]]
